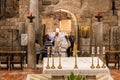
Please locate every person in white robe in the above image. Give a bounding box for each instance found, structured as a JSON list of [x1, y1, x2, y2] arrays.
[[59, 36, 69, 57], [54, 32, 61, 56]]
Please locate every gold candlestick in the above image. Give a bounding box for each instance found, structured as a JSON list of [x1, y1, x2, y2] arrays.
[[51, 54, 55, 69], [101, 62, 106, 68], [58, 54, 62, 69], [46, 54, 50, 69], [101, 54, 106, 68], [96, 56, 100, 69], [90, 54, 95, 69], [72, 43, 79, 69], [74, 54, 78, 69]]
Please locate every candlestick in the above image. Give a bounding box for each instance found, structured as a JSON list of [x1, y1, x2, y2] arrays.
[[96, 57, 100, 69], [51, 54, 55, 69], [101, 48, 106, 68], [103, 46, 105, 54], [90, 54, 95, 69], [58, 54, 62, 69], [74, 54, 78, 69], [92, 47, 95, 54], [73, 43, 80, 56], [46, 54, 50, 69], [52, 47, 55, 54], [101, 59, 106, 68], [95, 12, 103, 22], [27, 12, 35, 23], [48, 47, 50, 54], [72, 43, 79, 69]]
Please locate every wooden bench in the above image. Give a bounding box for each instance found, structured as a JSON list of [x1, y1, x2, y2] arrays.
[[9, 51, 26, 70], [0, 51, 26, 70], [105, 51, 120, 70], [0, 53, 9, 69]]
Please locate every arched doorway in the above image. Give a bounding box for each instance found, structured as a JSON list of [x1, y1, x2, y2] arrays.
[[42, 8, 78, 45]]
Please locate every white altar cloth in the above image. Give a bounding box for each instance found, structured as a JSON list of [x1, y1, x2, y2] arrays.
[[43, 57, 110, 76]]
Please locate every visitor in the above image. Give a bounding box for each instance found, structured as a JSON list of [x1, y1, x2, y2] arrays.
[[44, 34, 52, 46], [65, 35, 71, 57], [35, 40, 41, 64], [69, 32, 75, 56]]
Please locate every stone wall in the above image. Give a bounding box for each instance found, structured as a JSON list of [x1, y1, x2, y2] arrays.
[[0, 0, 120, 50], [0, 0, 29, 48], [44, 0, 120, 50]]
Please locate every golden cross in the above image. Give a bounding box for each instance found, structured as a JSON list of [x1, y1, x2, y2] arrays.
[[72, 43, 80, 56]]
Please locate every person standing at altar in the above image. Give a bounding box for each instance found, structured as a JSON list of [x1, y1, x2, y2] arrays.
[[69, 32, 75, 56], [44, 34, 52, 46], [53, 32, 61, 56], [65, 35, 71, 57], [60, 35, 69, 57], [35, 40, 41, 64]]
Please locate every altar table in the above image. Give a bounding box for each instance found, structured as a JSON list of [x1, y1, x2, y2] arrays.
[[43, 57, 110, 76]]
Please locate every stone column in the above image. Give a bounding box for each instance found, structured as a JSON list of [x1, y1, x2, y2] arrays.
[[75, 25, 78, 48], [94, 22, 103, 53], [27, 23, 36, 69], [30, 0, 39, 36]]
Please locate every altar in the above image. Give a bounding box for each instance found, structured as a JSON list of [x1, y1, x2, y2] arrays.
[[43, 57, 110, 76]]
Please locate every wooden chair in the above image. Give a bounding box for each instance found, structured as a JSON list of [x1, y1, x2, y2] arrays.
[[0, 53, 9, 69], [105, 52, 119, 69], [10, 52, 24, 70]]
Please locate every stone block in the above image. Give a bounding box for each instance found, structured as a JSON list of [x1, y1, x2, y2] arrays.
[[118, 19, 120, 26], [117, 10, 120, 16], [109, 21, 118, 26]]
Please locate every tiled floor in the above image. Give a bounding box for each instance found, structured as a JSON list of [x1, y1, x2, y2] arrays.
[[0, 68, 42, 80], [0, 65, 119, 80]]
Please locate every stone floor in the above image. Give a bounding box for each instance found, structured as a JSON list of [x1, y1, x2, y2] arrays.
[[0, 64, 119, 80]]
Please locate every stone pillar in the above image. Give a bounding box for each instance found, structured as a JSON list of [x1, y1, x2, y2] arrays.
[[30, 0, 39, 36], [94, 22, 103, 53], [75, 25, 78, 48], [27, 23, 36, 69]]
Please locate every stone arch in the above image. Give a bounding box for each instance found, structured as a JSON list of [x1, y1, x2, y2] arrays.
[[43, 8, 78, 44], [54, 9, 77, 31], [53, 8, 78, 45]]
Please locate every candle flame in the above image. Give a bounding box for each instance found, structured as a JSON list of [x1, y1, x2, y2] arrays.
[[98, 11, 100, 16], [30, 12, 32, 16]]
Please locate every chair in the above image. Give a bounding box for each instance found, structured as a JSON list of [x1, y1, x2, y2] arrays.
[[0, 53, 9, 69], [105, 52, 119, 69], [10, 52, 24, 70]]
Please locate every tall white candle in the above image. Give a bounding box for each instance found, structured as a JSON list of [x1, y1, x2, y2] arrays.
[[92, 47, 94, 54], [47, 47, 50, 54], [97, 47, 100, 54], [52, 47, 54, 54], [103, 46, 105, 54]]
